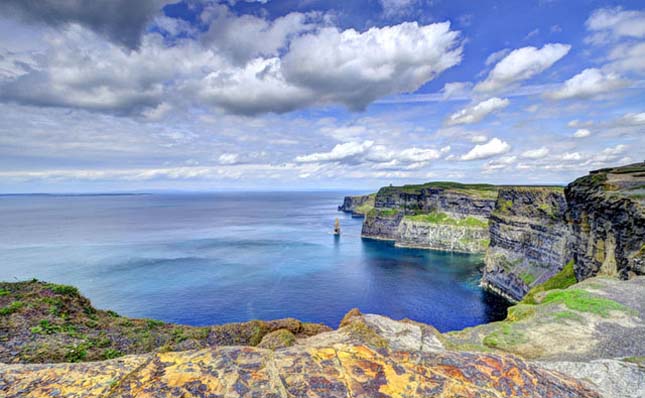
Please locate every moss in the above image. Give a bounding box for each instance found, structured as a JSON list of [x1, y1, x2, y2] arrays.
[[541, 289, 630, 317], [0, 301, 24, 315], [479, 239, 490, 248], [258, 329, 296, 350], [506, 305, 536, 322], [483, 324, 527, 349], [522, 260, 577, 305], [498, 199, 513, 214], [622, 356, 645, 365], [405, 212, 488, 228], [45, 283, 80, 297], [552, 311, 584, 323], [102, 348, 123, 360], [519, 272, 536, 286], [344, 320, 389, 349]]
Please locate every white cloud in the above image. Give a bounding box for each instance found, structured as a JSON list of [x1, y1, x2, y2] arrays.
[[446, 97, 509, 125], [546, 68, 629, 100], [219, 153, 240, 164], [521, 146, 549, 159], [586, 7, 645, 44], [567, 119, 593, 128], [460, 138, 511, 161], [379, 0, 417, 18], [485, 48, 510, 66], [295, 141, 374, 163], [441, 81, 472, 100], [607, 42, 645, 74], [281, 21, 463, 111], [482, 155, 517, 172], [573, 128, 591, 138], [617, 112, 645, 125], [475, 43, 571, 92], [562, 152, 582, 161]]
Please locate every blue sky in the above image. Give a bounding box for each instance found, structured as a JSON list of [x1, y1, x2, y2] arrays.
[[0, 0, 643, 193]]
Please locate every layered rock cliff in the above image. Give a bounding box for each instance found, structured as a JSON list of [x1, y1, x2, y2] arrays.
[[481, 187, 570, 302], [565, 162, 645, 280], [361, 182, 497, 253], [338, 193, 375, 217]]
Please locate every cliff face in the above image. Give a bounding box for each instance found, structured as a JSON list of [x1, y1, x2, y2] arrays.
[[361, 209, 403, 240], [361, 183, 497, 253], [338, 194, 375, 216], [565, 162, 645, 281], [396, 216, 489, 253], [481, 187, 569, 302]]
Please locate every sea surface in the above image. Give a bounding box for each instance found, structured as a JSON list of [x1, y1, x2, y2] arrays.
[[0, 192, 509, 331]]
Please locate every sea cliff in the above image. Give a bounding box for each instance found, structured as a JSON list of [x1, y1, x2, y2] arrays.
[[338, 194, 375, 217], [566, 163, 645, 280], [359, 182, 497, 253], [481, 187, 569, 302]]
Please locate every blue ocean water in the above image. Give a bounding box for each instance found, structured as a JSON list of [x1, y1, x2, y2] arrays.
[[0, 192, 508, 331]]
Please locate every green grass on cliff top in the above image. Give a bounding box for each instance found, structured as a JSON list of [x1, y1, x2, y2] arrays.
[[405, 212, 488, 228], [379, 181, 499, 199]]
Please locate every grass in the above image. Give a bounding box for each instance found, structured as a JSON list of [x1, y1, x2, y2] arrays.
[[541, 289, 630, 317], [0, 288, 9, 296], [45, 283, 80, 297], [0, 301, 24, 316], [405, 212, 488, 228], [519, 272, 536, 286], [378, 181, 499, 199], [369, 208, 400, 217], [483, 324, 527, 349], [522, 260, 577, 305]]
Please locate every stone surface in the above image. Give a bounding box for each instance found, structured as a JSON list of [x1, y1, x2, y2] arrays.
[[481, 187, 569, 302], [565, 162, 645, 280], [1, 323, 600, 398]]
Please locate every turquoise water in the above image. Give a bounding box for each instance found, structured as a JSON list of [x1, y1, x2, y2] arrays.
[[0, 192, 508, 330]]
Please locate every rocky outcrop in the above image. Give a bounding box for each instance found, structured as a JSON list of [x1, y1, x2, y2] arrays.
[[0, 306, 602, 398], [565, 162, 645, 281], [361, 182, 497, 253], [4, 276, 645, 397], [396, 217, 489, 253], [481, 187, 570, 302], [361, 209, 403, 240], [338, 194, 375, 217]]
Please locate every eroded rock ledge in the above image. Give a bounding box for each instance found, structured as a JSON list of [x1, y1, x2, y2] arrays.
[[2, 275, 644, 397]]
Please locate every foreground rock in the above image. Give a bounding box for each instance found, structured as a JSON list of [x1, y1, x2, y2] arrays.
[[566, 162, 645, 280], [1, 311, 600, 398], [481, 186, 569, 302]]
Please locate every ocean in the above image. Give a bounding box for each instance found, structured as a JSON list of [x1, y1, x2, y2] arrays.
[[0, 192, 508, 331]]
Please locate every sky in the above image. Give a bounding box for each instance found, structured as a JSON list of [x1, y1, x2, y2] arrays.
[[0, 0, 643, 193]]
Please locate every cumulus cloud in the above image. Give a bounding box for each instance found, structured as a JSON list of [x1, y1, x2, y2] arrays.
[[218, 153, 240, 165], [475, 43, 571, 92], [295, 141, 375, 163], [294, 140, 448, 168], [586, 7, 645, 44], [280, 21, 463, 111], [441, 82, 472, 100], [545, 68, 630, 100], [0, 0, 172, 49], [521, 147, 550, 159], [460, 138, 511, 161], [446, 97, 509, 125], [0, 13, 463, 116], [573, 129, 591, 138]]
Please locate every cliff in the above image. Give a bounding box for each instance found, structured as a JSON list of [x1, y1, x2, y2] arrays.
[[565, 162, 645, 280], [361, 182, 497, 253], [0, 280, 613, 398], [338, 193, 375, 217], [481, 187, 569, 302]]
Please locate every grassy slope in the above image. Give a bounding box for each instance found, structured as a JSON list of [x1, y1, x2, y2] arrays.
[[0, 280, 330, 364]]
